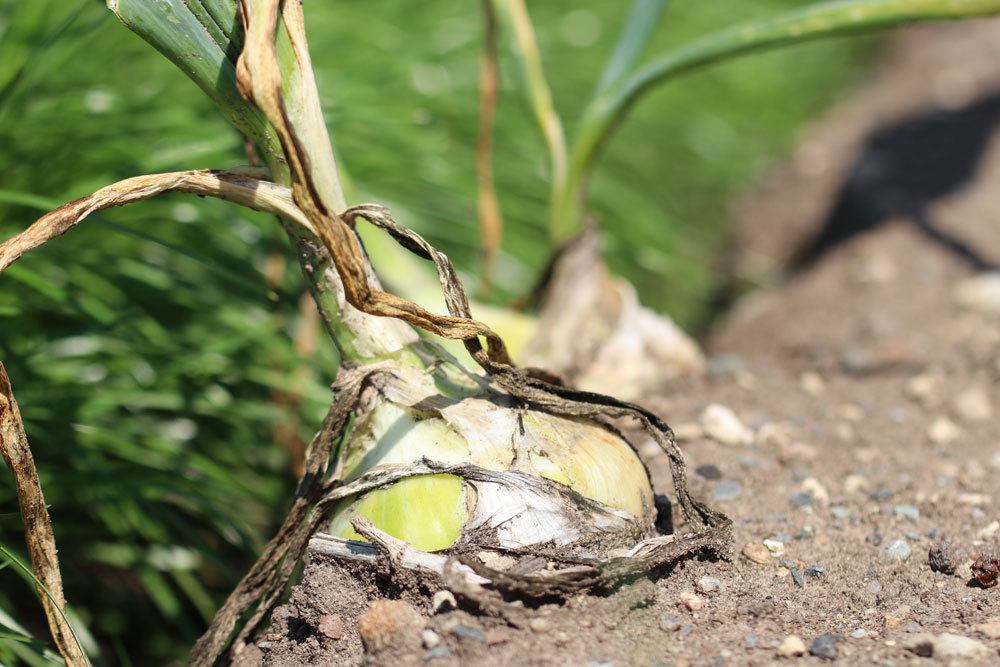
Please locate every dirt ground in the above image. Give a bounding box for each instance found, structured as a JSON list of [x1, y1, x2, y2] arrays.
[[245, 20, 1000, 666]]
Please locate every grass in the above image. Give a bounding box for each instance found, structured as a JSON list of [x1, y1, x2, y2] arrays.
[[0, 0, 869, 662]]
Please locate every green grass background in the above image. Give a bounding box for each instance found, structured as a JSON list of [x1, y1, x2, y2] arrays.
[[0, 0, 869, 663]]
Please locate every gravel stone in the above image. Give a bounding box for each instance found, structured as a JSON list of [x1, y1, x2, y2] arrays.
[[830, 506, 851, 520], [953, 386, 993, 422], [933, 633, 990, 659], [790, 491, 815, 508], [804, 565, 826, 577], [529, 618, 552, 633], [317, 614, 345, 640], [679, 591, 704, 611], [928, 416, 961, 445], [893, 504, 920, 521], [801, 477, 830, 505], [450, 624, 486, 642], [358, 599, 424, 653], [881, 539, 912, 563], [700, 404, 754, 446], [696, 576, 722, 594], [712, 481, 742, 501], [777, 635, 806, 657], [954, 271, 1000, 314], [424, 646, 453, 660], [928, 540, 957, 574], [763, 539, 785, 556], [695, 464, 723, 480], [809, 634, 840, 660], [741, 542, 772, 564], [781, 560, 805, 587]]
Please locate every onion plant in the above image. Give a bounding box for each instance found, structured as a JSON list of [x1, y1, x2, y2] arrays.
[[2, 1, 999, 665]]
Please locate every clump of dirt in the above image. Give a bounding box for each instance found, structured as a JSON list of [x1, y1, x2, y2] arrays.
[[245, 21, 1000, 666]]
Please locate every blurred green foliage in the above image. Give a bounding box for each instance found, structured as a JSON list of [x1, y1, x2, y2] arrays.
[[0, 0, 868, 663]]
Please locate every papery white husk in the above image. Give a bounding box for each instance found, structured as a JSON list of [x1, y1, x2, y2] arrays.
[[327, 364, 656, 554]]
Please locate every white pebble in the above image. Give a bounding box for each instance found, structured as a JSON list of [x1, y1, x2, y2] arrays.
[[927, 416, 961, 446], [700, 404, 754, 446], [763, 539, 785, 556], [777, 635, 806, 657], [954, 272, 1000, 315], [933, 633, 990, 659], [953, 386, 993, 423]]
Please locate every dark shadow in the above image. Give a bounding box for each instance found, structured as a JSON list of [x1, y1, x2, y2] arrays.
[[791, 90, 1000, 272]]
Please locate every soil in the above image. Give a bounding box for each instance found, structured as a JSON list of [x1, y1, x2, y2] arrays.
[[246, 21, 1000, 666]]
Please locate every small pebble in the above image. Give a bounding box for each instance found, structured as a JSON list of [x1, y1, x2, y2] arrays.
[[529, 618, 552, 633], [712, 481, 742, 501], [850, 628, 867, 639], [905, 373, 939, 404], [317, 614, 344, 640], [933, 632, 990, 659], [432, 590, 457, 614], [790, 491, 815, 509], [830, 506, 851, 520], [763, 539, 785, 556], [801, 477, 830, 505], [781, 560, 805, 587], [696, 576, 721, 594], [866, 580, 882, 594], [706, 355, 746, 378], [695, 464, 723, 480], [844, 474, 868, 494], [928, 416, 961, 445], [424, 646, 453, 660], [869, 487, 894, 501], [450, 625, 486, 642], [809, 634, 840, 660], [977, 520, 999, 540], [893, 504, 920, 521], [953, 271, 1000, 315], [700, 404, 754, 446], [744, 633, 759, 649], [881, 539, 912, 563], [804, 565, 826, 577], [953, 386, 993, 422], [742, 542, 772, 565], [928, 540, 956, 574], [800, 371, 825, 396], [421, 629, 441, 649], [659, 613, 682, 632], [777, 635, 806, 657], [679, 591, 704, 611], [679, 624, 694, 637]]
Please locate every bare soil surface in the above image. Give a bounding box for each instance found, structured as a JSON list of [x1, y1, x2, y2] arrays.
[[247, 21, 1000, 666]]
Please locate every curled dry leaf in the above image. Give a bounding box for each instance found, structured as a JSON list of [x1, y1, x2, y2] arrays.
[[0, 363, 88, 666]]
